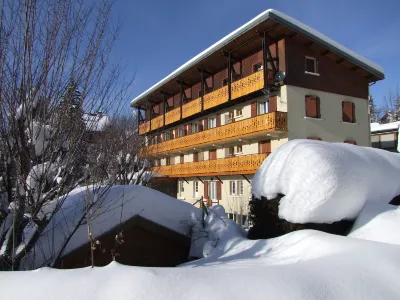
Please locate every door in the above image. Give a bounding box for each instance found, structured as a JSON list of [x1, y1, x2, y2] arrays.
[[259, 140, 271, 154], [209, 149, 217, 160]]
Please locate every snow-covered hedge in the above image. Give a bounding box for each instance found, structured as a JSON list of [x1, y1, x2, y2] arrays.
[[252, 140, 400, 223]]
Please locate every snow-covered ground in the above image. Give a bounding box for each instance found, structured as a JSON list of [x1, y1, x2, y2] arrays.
[[1, 140, 400, 299], [1, 204, 400, 300]]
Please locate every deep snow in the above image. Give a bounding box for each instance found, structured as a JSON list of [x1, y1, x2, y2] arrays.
[[252, 139, 400, 223], [1, 205, 400, 300]]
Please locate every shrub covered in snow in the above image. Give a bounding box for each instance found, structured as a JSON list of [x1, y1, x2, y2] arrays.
[[252, 139, 400, 224]]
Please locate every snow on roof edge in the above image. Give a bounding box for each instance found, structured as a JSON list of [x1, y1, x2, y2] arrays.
[[130, 9, 384, 107], [370, 121, 400, 133]]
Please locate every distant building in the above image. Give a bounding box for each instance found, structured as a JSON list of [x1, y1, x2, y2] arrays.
[[371, 122, 400, 152], [131, 9, 384, 224]]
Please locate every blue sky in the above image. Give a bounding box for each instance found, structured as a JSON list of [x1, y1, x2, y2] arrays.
[[112, 0, 399, 108]]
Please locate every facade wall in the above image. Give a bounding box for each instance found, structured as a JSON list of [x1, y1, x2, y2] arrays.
[[284, 85, 370, 146]]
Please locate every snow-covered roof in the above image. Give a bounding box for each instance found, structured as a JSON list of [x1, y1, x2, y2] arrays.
[[83, 113, 110, 132], [22, 185, 201, 269], [130, 9, 384, 107], [370, 121, 400, 133]]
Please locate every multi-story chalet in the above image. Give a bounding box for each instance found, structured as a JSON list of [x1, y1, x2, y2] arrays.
[[131, 9, 384, 224]]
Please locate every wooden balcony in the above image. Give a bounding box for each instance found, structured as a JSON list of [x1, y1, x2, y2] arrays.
[[143, 111, 287, 156], [154, 153, 268, 177], [139, 69, 270, 134]]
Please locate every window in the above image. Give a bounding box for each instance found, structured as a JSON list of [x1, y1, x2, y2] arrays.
[[253, 63, 263, 72], [209, 181, 217, 200], [230, 180, 244, 196], [236, 108, 243, 117], [193, 181, 199, 197], [305, 95, 320, 118], [227, 147, 234, 157], [238, 181, 244, 196], [164, 132, 171, 141], [305, 56, 318, 74], [192, 123, 198, 133], [208, 117, 216, 129], [229, 181, 236, 196], [371, 135, 380, 148], [258, 101, 269, 115], [166, 157, 171, 166], [179, 128, 185, 137], [236, 145, 243, 153], [342, 101, 355, 123], [179, 181, 184, 193]]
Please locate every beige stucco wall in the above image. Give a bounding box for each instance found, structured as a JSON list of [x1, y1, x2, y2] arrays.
[[284, 85, 369, 146]]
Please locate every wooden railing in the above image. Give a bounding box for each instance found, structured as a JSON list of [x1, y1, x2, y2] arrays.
[[139, 122, 150, 135], [154, 153, 268, 177], [203, 86, 229, 110], [150, 115, 163, 131], [231, 70, 264, 100], [165, 107, 180, 125], [182, 97, 202, 118], [142, 111, 287, 156], [139, 70, 271, 134]]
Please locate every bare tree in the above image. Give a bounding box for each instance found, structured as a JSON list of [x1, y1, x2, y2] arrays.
[[380, 86, 400, 123], [0, 0, 135, 270]]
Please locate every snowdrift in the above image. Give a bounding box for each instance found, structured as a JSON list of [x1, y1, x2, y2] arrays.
[[252, 139, 400, 223], [21, 185, 201, 269], [3, 205, 400, 300]]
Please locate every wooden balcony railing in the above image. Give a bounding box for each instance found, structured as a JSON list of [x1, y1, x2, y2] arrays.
[[139, 69, 271, 134], [150, 115, 163, 131], [203, 86, 229, 110], [182, 97, 202, 118], [231, 70, 265, 100], [142, 111, 287, 156], [165, 107, 180, 125], [154, 153, 268, 177], [139, 122, 150, 135]]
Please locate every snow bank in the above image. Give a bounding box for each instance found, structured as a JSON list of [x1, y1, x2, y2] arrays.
[[4, 228, 400, 299], [252, 139, 400, 223], [22, 185, 201, 269], [349, 202, 400, 245]]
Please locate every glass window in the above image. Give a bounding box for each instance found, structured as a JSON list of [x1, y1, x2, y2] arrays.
[[258, 102, 269, 115], [253, 63, 263, 72], [236, 108, 243, 117], [192, 123, 198, 133], [305, 56, 318, 74], [230, 181, 236, 196], [209, 181, 217, 200], [208, 117, 216, 129], [238, 180, 244, 196], [236, 145, 243, 153]]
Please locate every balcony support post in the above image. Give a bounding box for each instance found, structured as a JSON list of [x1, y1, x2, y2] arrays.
[[227, 52, 232, 101], [163, 97, 166, 127], [180, 177, 189, 184], [180, 82, 183, 120], [149, 103, 152, 132], [201, 70, 205, 111], [262, 32, 269, 91], [196, 176, 204, 184], [214, 176, 223, 184]]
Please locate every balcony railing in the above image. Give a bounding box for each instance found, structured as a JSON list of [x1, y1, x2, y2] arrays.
[[154, 153, 268, 177], [139, 69, 269, 134], [139, 122, 150, 135], [142, 111, 287, 156]]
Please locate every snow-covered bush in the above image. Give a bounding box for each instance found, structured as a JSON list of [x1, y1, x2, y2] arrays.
[[252, 139, 400, 224]]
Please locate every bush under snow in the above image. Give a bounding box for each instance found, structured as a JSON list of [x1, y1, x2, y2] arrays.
[[252, 139, 400, 223]]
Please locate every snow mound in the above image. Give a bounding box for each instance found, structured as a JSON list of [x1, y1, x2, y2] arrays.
[[349, 202, 400, 245], [252, 139, 400, 223], [22, 185, 201, 269]]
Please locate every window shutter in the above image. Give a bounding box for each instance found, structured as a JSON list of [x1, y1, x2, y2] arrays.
[[187, 124, 192, 134], [342, 101, 355, 122], [217, 181, 222, 202], [216, 114, 221, 127], [259, 140, 271, 154], [180, 154, 184, 164], [344, 140, 357, 145], [204, 181, 209, 199], [305, 96, 320, 118], [251, 102, 257, 117], [193, 152, 198, 162], [203, 118, 208, 130], [198, 120, 203, 132], [209, 149, 217, 160], [269, 96, 277, 112]]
